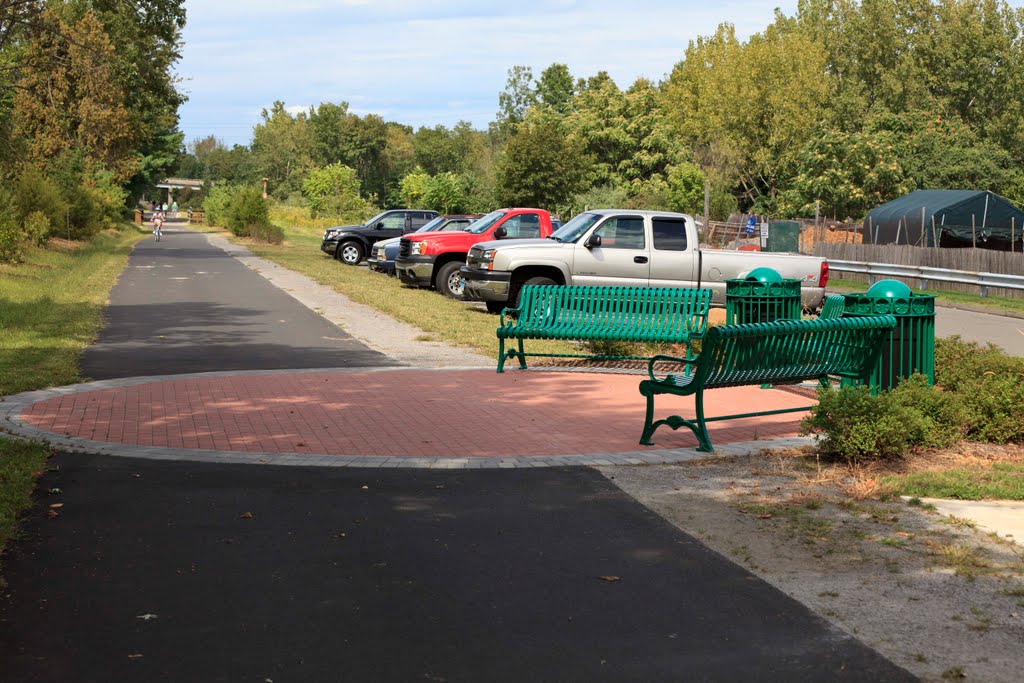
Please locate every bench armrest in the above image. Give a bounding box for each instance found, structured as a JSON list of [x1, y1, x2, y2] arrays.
[[500, 307, 521, 326], [647, 353, 698, 382]]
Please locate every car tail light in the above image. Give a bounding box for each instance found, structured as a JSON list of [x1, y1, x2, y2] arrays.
[[819, 261, 829, 287]]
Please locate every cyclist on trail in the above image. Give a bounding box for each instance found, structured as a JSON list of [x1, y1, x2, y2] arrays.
[[153, 210, 164, 238]]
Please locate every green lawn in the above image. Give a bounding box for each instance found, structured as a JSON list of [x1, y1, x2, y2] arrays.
[[884, 462, 1024, 501], [231, 209, 577, 359], [0, 223, 148, 557], [827, 277, 1024, 315]]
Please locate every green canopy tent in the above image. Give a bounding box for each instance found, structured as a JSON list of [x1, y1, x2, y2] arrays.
[[865, 190, 1023, 251]]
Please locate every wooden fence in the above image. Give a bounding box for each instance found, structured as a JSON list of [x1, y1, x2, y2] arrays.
[[815, 242, 1024, 299]]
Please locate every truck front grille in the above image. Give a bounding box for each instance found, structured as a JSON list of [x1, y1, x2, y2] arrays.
[[398, 238, 411, 259]]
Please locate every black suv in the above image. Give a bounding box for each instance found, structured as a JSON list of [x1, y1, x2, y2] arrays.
[[320, 209, 439, 265]]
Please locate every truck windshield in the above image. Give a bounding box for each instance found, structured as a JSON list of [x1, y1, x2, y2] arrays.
[[549, 212, 602, 243], [364, 211, 389, 227], [415, 217, 446, 233], [465, 210, 508, 234]]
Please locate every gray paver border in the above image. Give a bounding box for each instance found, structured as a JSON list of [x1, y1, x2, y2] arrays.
[[1, 367, 817, 469]]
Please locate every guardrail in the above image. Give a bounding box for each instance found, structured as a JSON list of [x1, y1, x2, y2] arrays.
[[828, 259, 1024, 297]]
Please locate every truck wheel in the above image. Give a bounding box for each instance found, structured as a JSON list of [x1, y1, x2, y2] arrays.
[[485, 301, 505, 314], [338, 241, 364, 265], [436, 261, 466, 298]]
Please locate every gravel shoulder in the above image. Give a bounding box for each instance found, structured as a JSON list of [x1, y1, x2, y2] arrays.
[[601, 452, 1024, 683]]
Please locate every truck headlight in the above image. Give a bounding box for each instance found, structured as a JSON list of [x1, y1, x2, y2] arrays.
[[479, 248, 497, 270], [411, 241, 426, 255]]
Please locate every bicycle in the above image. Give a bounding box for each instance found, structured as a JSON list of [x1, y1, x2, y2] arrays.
[[153, 215, 163, 242]]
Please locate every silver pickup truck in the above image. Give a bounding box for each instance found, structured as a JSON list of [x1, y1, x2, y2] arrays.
[[460, 209, 828, 313]]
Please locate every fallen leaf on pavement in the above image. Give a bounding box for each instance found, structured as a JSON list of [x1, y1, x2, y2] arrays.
[[599, 575, 621, 582], [47, 510, 59, 519], [136, 613, 158, 621], [49, 503, 64, 509], [48, 488, 62, 494], [128, 654, 144, 660], [240, 511, 253, 519]]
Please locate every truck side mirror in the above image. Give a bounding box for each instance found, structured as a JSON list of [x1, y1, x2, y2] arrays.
[[494, 225, 507, 239], [584, 233, 602, 249], [375, 221, 385, 230]]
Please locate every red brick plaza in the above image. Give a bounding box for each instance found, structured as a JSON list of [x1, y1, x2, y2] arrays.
[[17, 368, 812, 460]]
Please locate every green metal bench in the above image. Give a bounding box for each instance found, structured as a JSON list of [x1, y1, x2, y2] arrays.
[[638, 315, 897, 451], [496, 285, 713, 373], [818, 294, 845, 319]]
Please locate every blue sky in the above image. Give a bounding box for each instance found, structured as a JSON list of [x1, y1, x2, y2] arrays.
[[177, 0, 800, 147]]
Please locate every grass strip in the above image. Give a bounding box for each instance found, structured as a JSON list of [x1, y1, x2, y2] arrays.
[[229, 210, 578, 359], [0, 440, 50, 563], [883, 462, 1024, 501], [827, 277, 1024, 315], [0, 224, 149, 395]]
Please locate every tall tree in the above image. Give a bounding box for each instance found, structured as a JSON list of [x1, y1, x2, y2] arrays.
[[493, 65, 537, 139], [494, 109, 593, 209], [250, 101, 314, 197], [14, 10, 135, 182], [536, 63, 575, 114]]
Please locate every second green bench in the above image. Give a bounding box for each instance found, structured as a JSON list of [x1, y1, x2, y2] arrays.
[[638, 315, 897, 451], [496, 285, 713, 373]]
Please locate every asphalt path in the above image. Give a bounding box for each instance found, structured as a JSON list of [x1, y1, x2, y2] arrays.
[[934, 305, 1024, 356], [0, 227, 915, 681], [81, 223, 388, 378]]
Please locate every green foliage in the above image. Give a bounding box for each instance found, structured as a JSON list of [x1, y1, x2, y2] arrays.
[[250, 101, 314, 198], [399, 168, 432, 207], [0, 209, 22, 262], [806, 340, 1024, 462], [666, 162, 705, 214], [226, 186, 270, 237], [495, 109, 593, 210], [248, 222, 285, 244], [572, 184, 630, 212], [203, 184, 235, 228], [802, 375, 968, 463], [935, 337, 1024, 444], [301, 163, 367, 218], [536, 63, 575, 115], [23, 211, 50, 246], [13, 166, 66, 234], [424, 172, 467, 214]]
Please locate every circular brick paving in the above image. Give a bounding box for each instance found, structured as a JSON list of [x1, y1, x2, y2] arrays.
[[12, 368, 813, 462]]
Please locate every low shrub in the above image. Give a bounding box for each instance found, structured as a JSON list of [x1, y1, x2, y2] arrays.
[[248, 223, 284, 244], [935, 336, 1024, 443], [226, 186, 269, 237], [203, 185, 235, 227], [0, 213, 22, 262], [23, 211, 51, 246], [801, 375, 968, 464]]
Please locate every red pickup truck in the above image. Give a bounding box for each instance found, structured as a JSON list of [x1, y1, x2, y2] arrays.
[[395, 208, 559, 298]]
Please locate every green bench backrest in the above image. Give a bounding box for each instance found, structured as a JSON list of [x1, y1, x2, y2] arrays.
[[693, 315, 897, 388], [818, 294, 845, 320], [514, 285, 712, 340]]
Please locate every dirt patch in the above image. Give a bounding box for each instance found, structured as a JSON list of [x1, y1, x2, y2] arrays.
[[602, 449, 1024, 683]]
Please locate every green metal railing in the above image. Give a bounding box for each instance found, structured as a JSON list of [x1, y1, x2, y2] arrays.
[[840, 280, 935, 391]]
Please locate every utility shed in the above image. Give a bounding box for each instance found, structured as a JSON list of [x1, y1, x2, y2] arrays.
[[865, 190, 1024, 250]]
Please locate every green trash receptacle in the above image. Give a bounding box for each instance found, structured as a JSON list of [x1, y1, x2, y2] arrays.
[[841, 280, 935, 391], [725, 267, 802, 325]]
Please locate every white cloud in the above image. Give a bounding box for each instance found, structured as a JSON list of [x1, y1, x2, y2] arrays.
[[178, 0, 800, 145]]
